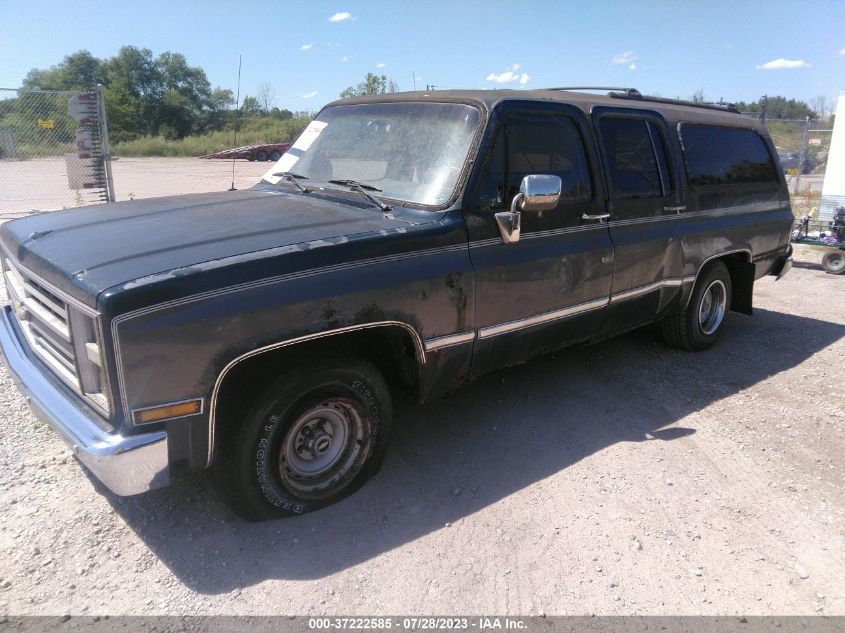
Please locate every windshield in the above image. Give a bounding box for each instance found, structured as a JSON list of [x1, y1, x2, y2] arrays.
[[261, 102, 481, 206]]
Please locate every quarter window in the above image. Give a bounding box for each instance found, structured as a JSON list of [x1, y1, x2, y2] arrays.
[[680, 124, 778, 186], [599, 117, 672, 199]]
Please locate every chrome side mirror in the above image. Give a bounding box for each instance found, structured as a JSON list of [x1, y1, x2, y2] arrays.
[[518, 174, 562, 212], [494, 174, 562, 244]]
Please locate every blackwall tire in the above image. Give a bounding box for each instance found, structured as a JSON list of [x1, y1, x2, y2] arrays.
[[661, 261, 733, 351], [822, 250, 845, 275], [216, 357, 392, 520]]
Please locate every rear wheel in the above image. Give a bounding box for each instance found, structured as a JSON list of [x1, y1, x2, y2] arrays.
[[270, 150, 282, 161], [822, 250, 845, 275], [661, 261, 732, 351], [256, 150, 269, 161], [216, 357, 392, 520]]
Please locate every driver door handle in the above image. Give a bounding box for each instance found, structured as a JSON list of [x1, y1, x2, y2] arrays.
[[663, 205, 687, 213], [581, 212, 610, 221]]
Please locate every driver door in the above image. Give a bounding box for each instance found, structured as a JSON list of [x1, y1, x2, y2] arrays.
[[463, 102, 614, 377]]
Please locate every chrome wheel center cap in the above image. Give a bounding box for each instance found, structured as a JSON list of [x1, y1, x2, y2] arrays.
[[308, 431, 332, 457]]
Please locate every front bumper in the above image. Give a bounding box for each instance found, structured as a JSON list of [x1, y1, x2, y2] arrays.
[[0, 305, 169, 496]]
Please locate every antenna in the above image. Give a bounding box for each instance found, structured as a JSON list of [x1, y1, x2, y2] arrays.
[[229, 55, 242, 192]]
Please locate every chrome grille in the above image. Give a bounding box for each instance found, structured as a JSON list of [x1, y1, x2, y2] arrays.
[[3, 257, 110, 414]]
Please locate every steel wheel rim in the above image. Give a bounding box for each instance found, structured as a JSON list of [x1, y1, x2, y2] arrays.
[[279, 398, 365, 497], [828, 252, 845, 272], [698, 279, 727, 335]]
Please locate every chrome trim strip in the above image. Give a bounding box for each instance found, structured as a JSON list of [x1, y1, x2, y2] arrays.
[[131, 397, 205, 426], [477, 296, 609, 339], [607, 201, 785, 227], [424, 331, 476, 352], [609, 277, 685, 303], [206, 320, 426, 467], [0, 306, 168, 496]]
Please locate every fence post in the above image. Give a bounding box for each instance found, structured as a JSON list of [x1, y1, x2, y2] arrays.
[[97, 84, 115, 202], [794, 116, 810, 194]]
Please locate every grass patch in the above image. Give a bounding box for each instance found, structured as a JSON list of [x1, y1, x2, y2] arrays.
[[112, 117, 312, 157]]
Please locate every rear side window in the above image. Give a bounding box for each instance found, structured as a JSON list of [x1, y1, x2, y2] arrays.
[[598, 117, 672, 199], [680, 124, 778, 186]]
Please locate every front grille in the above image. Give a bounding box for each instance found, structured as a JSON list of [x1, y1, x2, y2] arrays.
[[3, 257, 110, 415]]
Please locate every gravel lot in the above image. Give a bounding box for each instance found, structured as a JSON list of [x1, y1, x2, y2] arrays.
[[0, 167, 842, 616]]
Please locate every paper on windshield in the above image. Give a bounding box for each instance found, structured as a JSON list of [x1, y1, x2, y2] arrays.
[[262, 120, 328, 184]]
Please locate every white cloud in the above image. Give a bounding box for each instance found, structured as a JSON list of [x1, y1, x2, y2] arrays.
[[629, 63, 637, 71], [486, 64, 530, 85], [300, 43, 313, 51], [329, 11, 352, 22], [340, 56, 348, 63], [839, 48, 845, 56], [756, 58, 811, 70], [376, 62, 386, 68], [611, 51, 638, 65], [301, 91, 318, 99]]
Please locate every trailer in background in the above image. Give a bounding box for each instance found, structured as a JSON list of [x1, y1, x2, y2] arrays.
[[199, 143, 291, 162]]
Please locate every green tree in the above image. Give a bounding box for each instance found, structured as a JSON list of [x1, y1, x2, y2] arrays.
[[239, 96, 263, 117], [22, 50, 106, 91], [340, 73, 397, 98], [734, 96, 817, 119]]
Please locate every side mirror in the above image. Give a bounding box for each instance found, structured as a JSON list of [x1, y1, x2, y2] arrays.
[[494, 174, 562, 244], [517, 174, 562, 212]]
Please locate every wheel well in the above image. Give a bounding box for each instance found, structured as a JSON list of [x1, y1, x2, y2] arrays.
[[708, 251, 755, 315], [211, 326, 423, 464]]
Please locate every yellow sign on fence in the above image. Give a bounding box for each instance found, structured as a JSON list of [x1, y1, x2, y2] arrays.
[[36, 118, 54, 129]]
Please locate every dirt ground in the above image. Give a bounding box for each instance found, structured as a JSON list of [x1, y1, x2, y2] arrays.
[[0, 156, 268, 215], [0, 163, 842, 616]]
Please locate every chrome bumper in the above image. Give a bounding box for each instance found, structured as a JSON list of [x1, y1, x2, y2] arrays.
[[0, 305, 169, 495]]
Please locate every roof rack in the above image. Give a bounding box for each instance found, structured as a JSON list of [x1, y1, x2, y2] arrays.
[[608, 92, 741, 114], [547, 86, 642, 97], [544, 86, 740, 114]]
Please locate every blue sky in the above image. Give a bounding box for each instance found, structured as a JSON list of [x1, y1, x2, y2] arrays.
[[1, 0, 843, 111]]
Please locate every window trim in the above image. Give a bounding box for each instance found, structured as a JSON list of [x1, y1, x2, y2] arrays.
[[595, 112, 675, 201], [677, 121, 780, 191]]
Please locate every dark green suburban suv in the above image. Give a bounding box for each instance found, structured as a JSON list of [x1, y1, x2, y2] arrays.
[[0, 88, 793, 519]]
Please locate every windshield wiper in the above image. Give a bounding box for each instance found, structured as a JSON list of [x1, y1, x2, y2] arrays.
[[272, 171, 310, 194], [327, 179, 393, 213]]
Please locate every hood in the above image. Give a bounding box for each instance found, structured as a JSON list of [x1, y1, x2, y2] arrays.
[[0, 188, 426, 307]]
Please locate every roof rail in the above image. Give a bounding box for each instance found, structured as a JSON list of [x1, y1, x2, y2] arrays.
[[608, 92, 741, 114], [547, 86, 642, 97]]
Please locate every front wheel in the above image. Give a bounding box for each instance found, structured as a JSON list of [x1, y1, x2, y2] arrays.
[[661, 261, 732, 351], [822, 250, 845, 275], [217, 357, 392, 520]]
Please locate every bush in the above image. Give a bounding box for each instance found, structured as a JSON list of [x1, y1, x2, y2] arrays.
[[112, 116, 311, 157]]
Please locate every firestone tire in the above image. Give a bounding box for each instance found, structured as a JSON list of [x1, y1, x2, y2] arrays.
[[661, 261, 732, 351], [216, 357, 392, 521], [821, 250, 845, 275]]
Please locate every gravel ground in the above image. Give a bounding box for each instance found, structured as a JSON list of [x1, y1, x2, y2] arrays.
[[0, 236, 843, 615]]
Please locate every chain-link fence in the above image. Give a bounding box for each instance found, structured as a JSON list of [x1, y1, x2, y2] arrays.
[[0, 87, 114, 217]]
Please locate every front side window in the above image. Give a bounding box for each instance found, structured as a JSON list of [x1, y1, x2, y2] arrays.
[[599, 117, 672, 199], [476, 111, 592, 210], [261, 102, 481, 206], [680, 124, 778, 187]]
